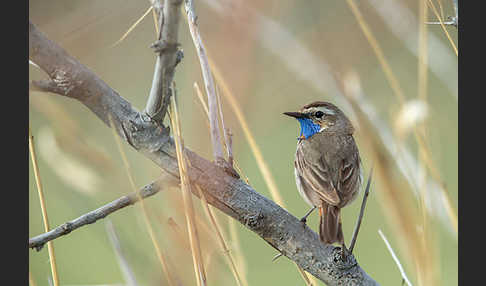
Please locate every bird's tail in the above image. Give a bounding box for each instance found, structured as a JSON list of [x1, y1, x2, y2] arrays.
[[319, 203, 344, 244]]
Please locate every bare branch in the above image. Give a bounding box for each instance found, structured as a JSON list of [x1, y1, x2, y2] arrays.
[[184, 0, 225, 165], [30, 79, 65, 94], [29, 178, 171, 251], [144, 0, 184, 123], [29, 21, 379, 286]]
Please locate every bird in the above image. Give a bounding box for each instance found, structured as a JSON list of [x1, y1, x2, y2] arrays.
[[284, 101, 362, 252]]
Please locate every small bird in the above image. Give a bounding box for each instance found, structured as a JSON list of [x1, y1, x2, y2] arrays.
[[284, 101, 362, 252]]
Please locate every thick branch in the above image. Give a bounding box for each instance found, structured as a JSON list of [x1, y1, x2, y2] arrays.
[[29, 21, 379, 286], [29, 178, 170, 251]]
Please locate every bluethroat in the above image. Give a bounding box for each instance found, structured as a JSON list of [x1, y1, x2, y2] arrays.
[[284, 101, 362, 251]]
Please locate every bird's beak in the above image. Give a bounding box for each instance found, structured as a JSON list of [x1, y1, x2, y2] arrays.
[[283, 111, 308, 119]]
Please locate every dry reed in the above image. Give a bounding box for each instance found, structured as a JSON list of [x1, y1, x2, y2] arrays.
[[29, 127, 60, 286], [169, 93, 207, 286]]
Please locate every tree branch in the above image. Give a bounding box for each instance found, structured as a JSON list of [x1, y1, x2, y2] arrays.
[[184, 0, 225, 164], [29, 21, 379, 286], [29, 178, 172, 251], [144, 0, 184, 123]]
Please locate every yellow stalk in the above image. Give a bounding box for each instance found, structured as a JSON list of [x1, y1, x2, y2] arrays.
[[426, 0, 458, 56], [169, 95, 207, 286], [111, 6, 154, 48], [29, 127, 60, 286], [436, 0, 445, 20], [345, 0, 405, 104], [195, 185, 244, 286], [108, 115, 176, 286]]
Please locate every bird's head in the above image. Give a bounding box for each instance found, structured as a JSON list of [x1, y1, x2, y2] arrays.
[[284, 101, 353, 140]]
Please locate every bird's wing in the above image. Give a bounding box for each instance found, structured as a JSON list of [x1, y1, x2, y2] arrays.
[[295, 146, 341, 206], [336, 141, 362, 202]]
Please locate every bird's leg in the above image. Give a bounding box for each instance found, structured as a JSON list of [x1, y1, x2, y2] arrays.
[[300, 206, 317, 224]]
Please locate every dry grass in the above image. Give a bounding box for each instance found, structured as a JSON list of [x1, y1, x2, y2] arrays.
[[169, 94, 208, 286], [110, 5, 153, 48], [29, 127, 60, 286], [341, 79, 441, 286], [345, 0, 406, 104]]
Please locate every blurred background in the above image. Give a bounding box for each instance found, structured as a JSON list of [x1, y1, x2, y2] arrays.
[[29, 0, 457, 285]]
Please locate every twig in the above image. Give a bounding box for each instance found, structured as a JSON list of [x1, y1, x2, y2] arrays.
[[144, 0, 184, 123], [193, 81, 248, 183], [424, 20, 456, 26], [29, 127, 60, 286], [30, 80, 65, 95], [378, 229, 413, 286], [215, 86, 230, 156], [226, 128, 234, 167], [349, 167, 373, 253], [184, 0, 225, 164], [215, 84, 235, 169], [29, 178, 169, 250]]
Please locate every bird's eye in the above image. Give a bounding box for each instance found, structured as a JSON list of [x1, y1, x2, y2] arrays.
[[314, 111, 324, 118]]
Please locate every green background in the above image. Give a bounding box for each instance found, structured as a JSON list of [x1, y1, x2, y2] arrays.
[[29, 0, 457, 285]]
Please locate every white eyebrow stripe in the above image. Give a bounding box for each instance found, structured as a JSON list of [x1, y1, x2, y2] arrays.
[[321, 107, 335, 115]]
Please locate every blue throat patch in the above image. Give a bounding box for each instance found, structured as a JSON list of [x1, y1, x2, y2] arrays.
[[297, 118, 321, 139]]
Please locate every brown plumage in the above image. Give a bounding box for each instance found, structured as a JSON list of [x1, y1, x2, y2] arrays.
[[285, 101, 362, 245]]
